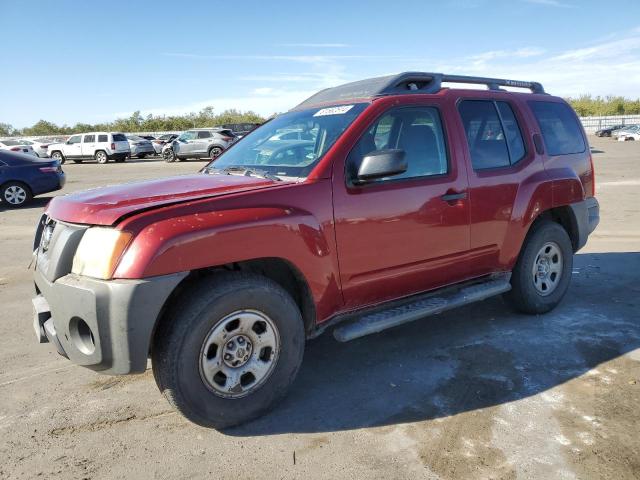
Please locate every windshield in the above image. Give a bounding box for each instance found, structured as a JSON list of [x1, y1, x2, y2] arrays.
[[206, 103, 368, 178]]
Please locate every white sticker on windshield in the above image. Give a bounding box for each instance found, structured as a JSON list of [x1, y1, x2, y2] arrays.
[[313, 105, 354, 117]]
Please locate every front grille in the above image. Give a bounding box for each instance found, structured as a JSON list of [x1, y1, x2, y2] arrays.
[[35, 219, 89, 282]]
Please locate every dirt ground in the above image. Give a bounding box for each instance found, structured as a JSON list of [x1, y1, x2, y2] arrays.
[[0, 136, 638, 480]]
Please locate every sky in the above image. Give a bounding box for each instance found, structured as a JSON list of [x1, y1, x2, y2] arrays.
[[2, 0, 640, 128]]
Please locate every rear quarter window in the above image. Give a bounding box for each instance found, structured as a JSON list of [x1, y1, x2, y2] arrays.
[[529, 101, 585, 156], [98, 134, 108, 142]]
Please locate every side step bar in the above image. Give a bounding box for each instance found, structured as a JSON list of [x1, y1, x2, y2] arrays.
[[333, 276, 511, 342]]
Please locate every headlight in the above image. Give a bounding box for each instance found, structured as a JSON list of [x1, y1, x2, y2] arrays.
[[72, 228, 133, 279]]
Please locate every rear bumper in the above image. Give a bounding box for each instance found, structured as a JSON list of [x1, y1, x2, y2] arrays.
[[569, 196, 599, 251], [108, 152, 129, 160], [33, 268, 188, 374]]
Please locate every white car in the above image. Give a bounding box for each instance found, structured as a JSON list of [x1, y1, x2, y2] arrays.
[[612, 125, 640, 140], [125, 135, 155, 159], [0, 139, 37, 156], [619, 131, 640, 141], [18, 138, 61, 158], [48, 132, 131, 164]]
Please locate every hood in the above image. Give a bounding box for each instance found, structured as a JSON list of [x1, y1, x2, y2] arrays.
[[46, 173, 280, 226]]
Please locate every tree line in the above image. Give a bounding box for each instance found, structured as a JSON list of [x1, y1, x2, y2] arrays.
[[3, 96, 640, 137], [0, 107, 267, 137]]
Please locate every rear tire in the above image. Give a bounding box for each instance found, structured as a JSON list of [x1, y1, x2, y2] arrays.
[[209, 146, 223, 160], [152, 272, 305, 429], [505, 221, 573, 314], [1, 181, 32, 208], [95, 150, 108, 164]]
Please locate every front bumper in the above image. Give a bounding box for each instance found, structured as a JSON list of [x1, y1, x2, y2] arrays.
[[33, 268, 187, 374]]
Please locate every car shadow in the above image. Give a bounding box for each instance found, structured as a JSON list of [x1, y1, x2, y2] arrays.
[[226, 251, 640, 436], [0, 196, 52, 212]]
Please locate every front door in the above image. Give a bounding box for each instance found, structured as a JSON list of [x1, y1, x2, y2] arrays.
[[333, 105, 471, 308], [176, 131, 197, 157], [64, 135, 82, 159]]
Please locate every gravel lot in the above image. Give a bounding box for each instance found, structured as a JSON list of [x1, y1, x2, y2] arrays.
[[1, 137, 639, 480]]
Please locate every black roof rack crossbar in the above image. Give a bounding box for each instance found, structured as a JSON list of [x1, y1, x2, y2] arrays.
[[293, 71, 545, 110]]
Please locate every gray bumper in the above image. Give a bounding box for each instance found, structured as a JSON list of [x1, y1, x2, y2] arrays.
[[569, 196, 600, 251], [33, 269, 187, 374]]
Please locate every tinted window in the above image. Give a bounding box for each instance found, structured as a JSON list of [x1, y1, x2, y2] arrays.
[[458, 100, 512, 170], [112, 134, 127, 142], [197, 131, 212, 139], [529, 101, 585, 155], [348, 106, 448, 182], [496, 102, 526, 163], [68, 135, 81, 144], [83, 134, 95, 143], [98, 134, 108, 142], [178, 131, 196, 141]]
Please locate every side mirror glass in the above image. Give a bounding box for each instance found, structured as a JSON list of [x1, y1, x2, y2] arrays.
[[356, 149, 407, 183]]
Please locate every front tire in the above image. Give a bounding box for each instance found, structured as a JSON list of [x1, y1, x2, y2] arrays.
[[505, 221, 573, 314], [152, 272, 305, 429], [163, 149, 176, 162]]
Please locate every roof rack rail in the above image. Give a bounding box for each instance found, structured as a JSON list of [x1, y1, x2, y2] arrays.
[[293, 71, 545, 110], [378, 72, 545, 95]]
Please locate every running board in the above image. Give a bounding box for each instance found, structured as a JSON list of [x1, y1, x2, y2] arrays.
[[333, 276, 511, 342]]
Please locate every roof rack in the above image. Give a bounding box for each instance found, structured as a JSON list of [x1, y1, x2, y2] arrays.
[[293, 71, 546, 110]]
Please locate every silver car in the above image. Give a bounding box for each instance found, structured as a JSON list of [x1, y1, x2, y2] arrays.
[[162, 128, 235, 162], [126, 135, 156, 159]]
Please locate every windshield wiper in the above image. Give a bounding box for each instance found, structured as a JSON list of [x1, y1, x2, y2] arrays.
[[207, 166, 282, 182]]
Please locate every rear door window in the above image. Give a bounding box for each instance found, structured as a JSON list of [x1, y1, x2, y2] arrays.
[[83, 134, 95, 143], [197, 131, 212, 139], [496, 102, 526, 163], [458, 100, 511, 170], [529, 101, 585, 155]]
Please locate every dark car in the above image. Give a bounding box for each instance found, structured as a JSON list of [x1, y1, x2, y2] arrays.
[[220, 123, 262, 137], [595, 124, 626, 137], [0, 150, 65, 207]]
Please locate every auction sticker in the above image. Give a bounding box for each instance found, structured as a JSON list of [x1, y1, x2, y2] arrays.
[[313, 105, 354, 117]]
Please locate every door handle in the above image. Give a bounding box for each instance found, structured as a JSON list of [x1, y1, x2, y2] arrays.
[[441, 191, 467, 202]]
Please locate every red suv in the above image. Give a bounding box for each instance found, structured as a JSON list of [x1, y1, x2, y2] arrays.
[[31, 72, 599, 428]]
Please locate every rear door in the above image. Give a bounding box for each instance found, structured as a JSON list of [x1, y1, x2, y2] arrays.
[[192, 130, 212, 156], [81, 134, 96, 158], [456, 96, 540, 277]]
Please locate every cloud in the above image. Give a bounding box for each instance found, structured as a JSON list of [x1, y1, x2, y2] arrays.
[[523, 0, 573, 7], [469, 47, 546, 65], [275, 43, 350, 48]]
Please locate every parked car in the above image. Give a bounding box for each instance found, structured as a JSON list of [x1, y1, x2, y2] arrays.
[[220, 123, 262, 138], [0, 139, 37, 157], [138, 135, 156, 141], [162, 128, 235, 162], [31, 72, 598, 429], [594, 124, 626, 137], [618, 130, 640, 141], [152, 133, 179, 154], [126, 135, 155, 159], [0, 150, 65, 207], [612, 125, 640, 140], [19, 138, 60, 158], [48, 132, 130, 164], [268, 129, 314, 141]]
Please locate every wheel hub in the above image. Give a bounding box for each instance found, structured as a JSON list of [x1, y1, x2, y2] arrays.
[[531, 241, 563, 296], [222, 334, 253, 368]]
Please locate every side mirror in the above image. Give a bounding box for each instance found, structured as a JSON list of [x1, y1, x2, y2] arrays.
[[356, 149, 407, 183]]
